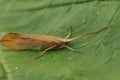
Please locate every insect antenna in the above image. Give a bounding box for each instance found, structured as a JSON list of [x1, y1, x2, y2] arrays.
[[68, 25, 109, 41]]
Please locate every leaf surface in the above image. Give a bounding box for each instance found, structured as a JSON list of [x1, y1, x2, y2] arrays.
[[0, 0, 120, 80]]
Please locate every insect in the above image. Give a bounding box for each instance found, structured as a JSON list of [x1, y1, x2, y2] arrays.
[[0, 26, 108, 59]]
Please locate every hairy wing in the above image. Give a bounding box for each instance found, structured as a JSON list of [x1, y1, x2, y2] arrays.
[[0, 32, 62, 50]]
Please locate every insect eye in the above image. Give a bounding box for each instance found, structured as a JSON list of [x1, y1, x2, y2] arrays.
[[65, 42, 69, 45]]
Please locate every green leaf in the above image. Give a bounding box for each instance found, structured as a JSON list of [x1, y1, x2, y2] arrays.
[[0, 0, 120, 80]]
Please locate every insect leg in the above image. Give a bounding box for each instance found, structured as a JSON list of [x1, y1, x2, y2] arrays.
[[64, 27, 72, 39], [35, 45, 56, 59], [64, 45, 80, 53]]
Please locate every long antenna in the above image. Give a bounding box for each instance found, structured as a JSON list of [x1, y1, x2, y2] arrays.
[[68, 7, 119, 42], [69, 25, 109, 41]]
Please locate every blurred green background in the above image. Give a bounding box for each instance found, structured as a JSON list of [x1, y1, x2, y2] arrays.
[[0, 0, 120, 80]]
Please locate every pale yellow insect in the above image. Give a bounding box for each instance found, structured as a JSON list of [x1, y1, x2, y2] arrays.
[[0, 26, 108, 59]]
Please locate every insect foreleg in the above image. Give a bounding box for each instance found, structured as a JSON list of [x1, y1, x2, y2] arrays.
[[64, 45, 80, 53], [35, 45, 56, 59], [64, 27, 72, 39]]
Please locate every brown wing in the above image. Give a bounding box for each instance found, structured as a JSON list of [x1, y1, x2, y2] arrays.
[[0, 32, 63, 50]]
